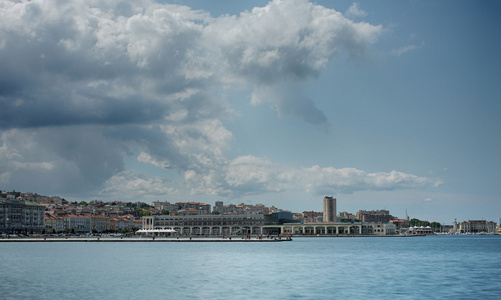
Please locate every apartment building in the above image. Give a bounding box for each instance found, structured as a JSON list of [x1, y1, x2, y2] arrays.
[[0, 198, 45, 234]]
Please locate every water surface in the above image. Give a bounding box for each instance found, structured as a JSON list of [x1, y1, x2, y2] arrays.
[[1, 235, 500, 299]]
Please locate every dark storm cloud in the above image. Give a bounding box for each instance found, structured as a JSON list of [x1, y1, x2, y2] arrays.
[[0, 0, 203, 129], [0, 126, 125, 194]]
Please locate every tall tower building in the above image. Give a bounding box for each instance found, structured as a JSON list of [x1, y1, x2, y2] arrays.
[[323, 196, 337, 223]]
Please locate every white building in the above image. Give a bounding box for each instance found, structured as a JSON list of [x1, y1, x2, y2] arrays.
[[459, 220, 496, 234], [63, 215, 91, 233]]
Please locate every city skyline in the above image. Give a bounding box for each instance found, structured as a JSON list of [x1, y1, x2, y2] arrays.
[[1, 0, 500, 224]]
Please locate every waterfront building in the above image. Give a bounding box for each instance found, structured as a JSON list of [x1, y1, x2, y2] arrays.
[[91, 215, 110, 233], [63, 215, 91, 233], [141, 212, 398, 237], [45, 214, 64, 233], [323, 196, 336, 223], [0, 198, 45, 234], [458, 220, 496, 234], [276, 221, 396, 236], [142, 214, 265, 235]]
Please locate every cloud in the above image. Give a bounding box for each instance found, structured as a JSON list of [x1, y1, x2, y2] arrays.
[[424, 194, 436, 202], [203, 0, 382, 124], [251, 83, 328, 126], [0, 0, 208, 129], [101, 170, 180, 201], [0, 0, 432, 203], [218, 156, 443, 197], [0, 127, 125, 195], [346, 3, 368, 18], [391, 41, 424, 56]]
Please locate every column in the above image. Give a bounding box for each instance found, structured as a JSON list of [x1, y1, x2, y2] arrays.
[[336, 226, 339, 234]]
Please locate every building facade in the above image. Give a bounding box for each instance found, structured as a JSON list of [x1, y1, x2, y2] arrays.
[[45, 214, 65, 233], [0, 199, 45, 234], [458, 220, 497, 234], [141, 213, 398, 236], [303, 211, 323, 223], [142, 214, 265, 235], [323, 196, 336, 223], [63, 215, 91, 233], [356, 210, 392, 223]]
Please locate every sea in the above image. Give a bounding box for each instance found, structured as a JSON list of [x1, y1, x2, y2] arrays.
[[1, 235, 501, 299]]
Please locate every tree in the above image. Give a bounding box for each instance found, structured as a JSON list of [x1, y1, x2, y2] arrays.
[[410, 218, 434, 227], [138, 209, 151, 216], [161, 209, 170, 215], [430, 222, 441, 229], [79, 201, 88, 206], [409, 218, 421, 227]]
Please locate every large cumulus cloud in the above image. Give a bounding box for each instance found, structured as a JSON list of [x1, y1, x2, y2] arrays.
[[222, 156, 442, 197], [0, 0, 438, 200]]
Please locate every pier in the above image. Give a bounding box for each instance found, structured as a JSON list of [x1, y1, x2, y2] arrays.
[[0, 237, 291, 243]]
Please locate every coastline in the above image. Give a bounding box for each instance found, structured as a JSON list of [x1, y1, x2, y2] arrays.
[[0, 235, 428, 242]]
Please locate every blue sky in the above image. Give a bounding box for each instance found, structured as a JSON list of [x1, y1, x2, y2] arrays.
[[1, 0, 500, 223]]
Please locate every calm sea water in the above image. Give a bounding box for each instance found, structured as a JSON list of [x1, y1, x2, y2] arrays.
[[1, 235, 501, 299]]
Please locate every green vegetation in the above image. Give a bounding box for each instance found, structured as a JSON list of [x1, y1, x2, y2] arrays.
[[410, 218, 442, 229], [138, 209, 151, 216]]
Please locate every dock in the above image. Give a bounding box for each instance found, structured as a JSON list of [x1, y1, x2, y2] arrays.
[[0, 237, 291, 243]]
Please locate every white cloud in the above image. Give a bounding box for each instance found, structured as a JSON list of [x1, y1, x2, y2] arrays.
[[137, 152, 172, 169], [391, 41, 424, 56], [101, 170, 180, 200], [424, 194, 436, 202], [346, 3, 368, 18], [204, 0, 382, 124], [187, 155, 443, 198], [0, 0, 438, 203]]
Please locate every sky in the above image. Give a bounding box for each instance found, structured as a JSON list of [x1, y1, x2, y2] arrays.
[[1, 0, 500, 224]]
